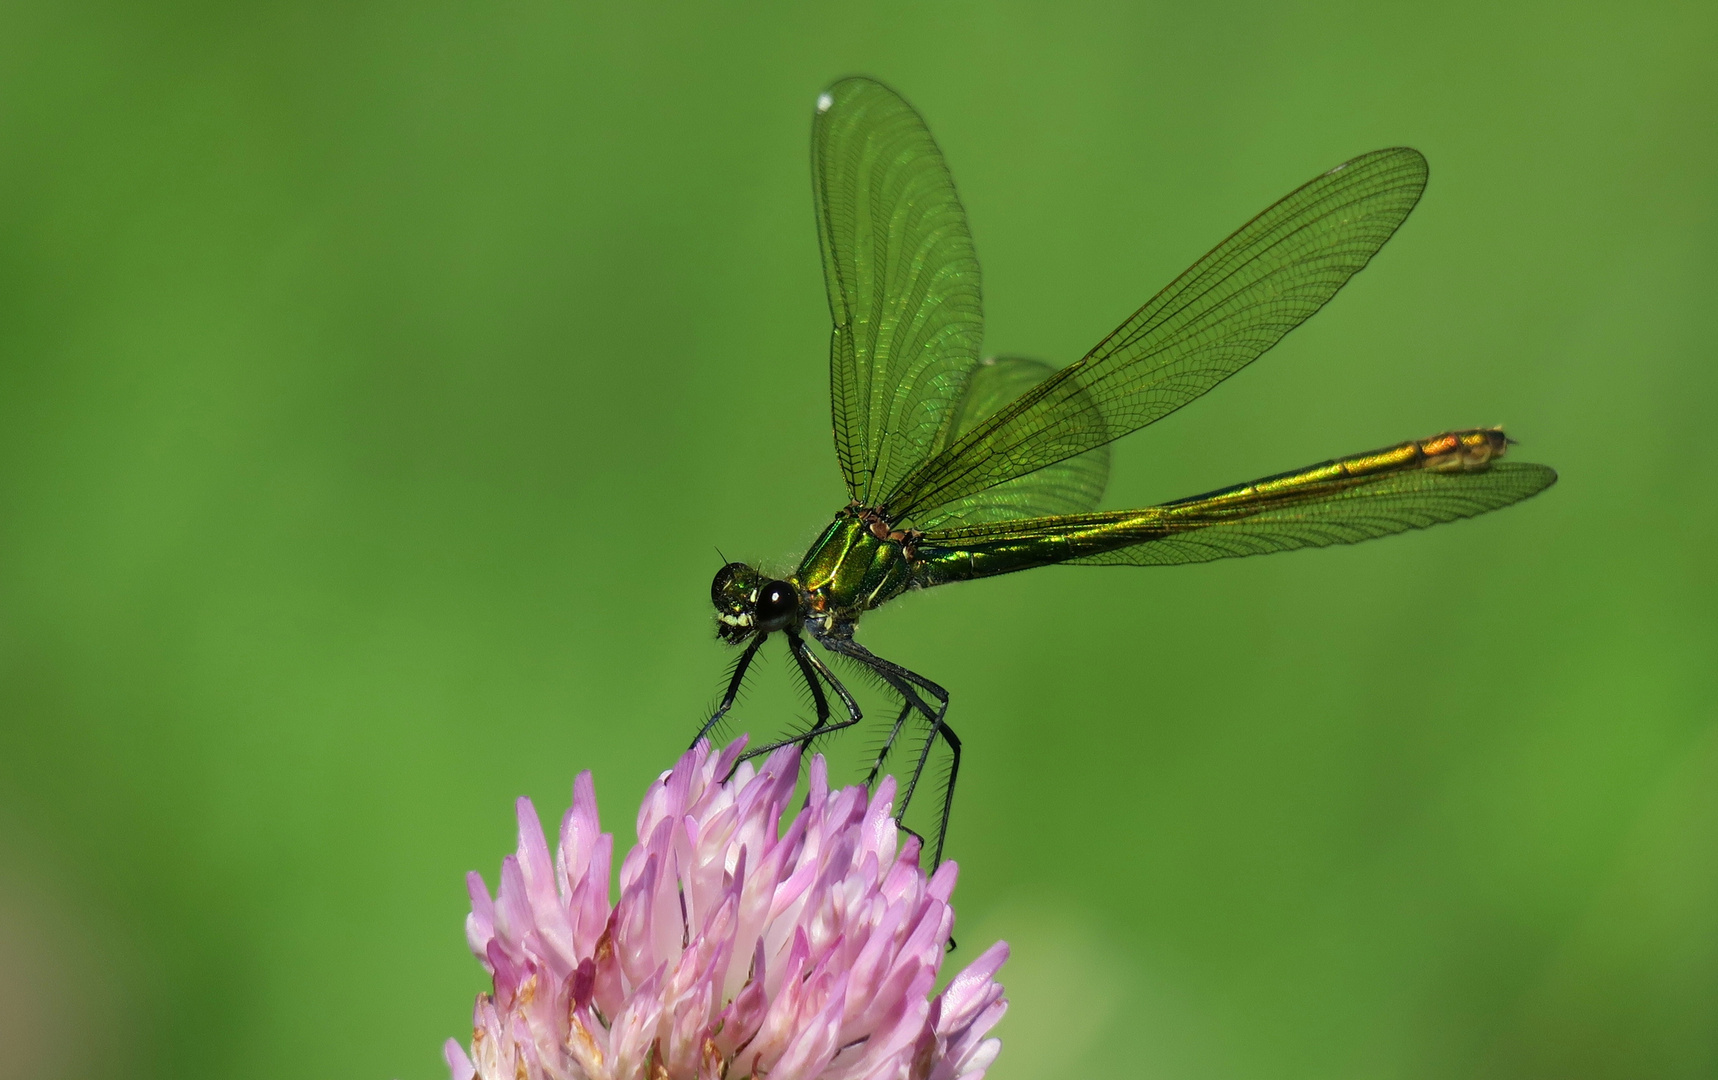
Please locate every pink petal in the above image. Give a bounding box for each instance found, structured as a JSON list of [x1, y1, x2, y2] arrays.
[[464, 871, 495, 961], [608, 966, 666, 1080], [514, 797, 557, 916], [712, 940, 770, 1059], [938, 941, 1009, 1026], [769, 970, 849, 1080], [443, 1038, 475, 1080]]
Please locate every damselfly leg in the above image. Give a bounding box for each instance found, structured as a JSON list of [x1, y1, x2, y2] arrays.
[[733, 632, 863, 763], [823, 636, 961, 868], [693, 633, 767, 748]]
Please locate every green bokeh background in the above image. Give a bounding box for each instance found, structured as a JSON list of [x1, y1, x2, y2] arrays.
[[1, 2, 1713, 1078]]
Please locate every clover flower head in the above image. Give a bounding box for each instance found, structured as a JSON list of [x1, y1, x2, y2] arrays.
[[446, 738, 1008, 1080]]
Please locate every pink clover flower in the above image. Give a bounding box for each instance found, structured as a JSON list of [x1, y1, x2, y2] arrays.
[[446, 739, 1008, 1080]]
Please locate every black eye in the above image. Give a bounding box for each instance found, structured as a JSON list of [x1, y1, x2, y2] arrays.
[[755, 581, 798, 624]]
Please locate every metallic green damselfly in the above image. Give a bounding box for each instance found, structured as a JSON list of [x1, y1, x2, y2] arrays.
[[697, 78, 1556, 865]]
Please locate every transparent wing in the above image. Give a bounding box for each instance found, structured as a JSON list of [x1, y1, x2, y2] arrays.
[[1065, 462, 1557, 566], [919, 452, 1555, 571], [881, 147, 1429, 525], [916, 355, 1110, 530], [814, 77, 985, 505]]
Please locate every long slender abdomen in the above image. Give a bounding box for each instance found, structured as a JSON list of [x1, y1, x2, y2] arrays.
[[912, 427, 1532, 582], [1181, 427, 1510, 509]]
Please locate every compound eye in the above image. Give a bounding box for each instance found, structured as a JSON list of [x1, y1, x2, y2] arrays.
[[755, 580, 799, 625], [711, 562, 748, 609]]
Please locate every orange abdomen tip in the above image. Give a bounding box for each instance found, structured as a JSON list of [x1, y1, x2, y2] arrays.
[[1419, 427, 1509, 473]]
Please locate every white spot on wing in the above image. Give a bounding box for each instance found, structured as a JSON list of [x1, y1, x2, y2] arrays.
[[816, 92, 833, 113]]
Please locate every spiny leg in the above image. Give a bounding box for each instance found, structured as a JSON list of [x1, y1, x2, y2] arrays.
[[827, 649, 937, 851], [692, 632, 767, 749], [736, 634, 863, 764], [865, 700, 915, 787], [785, 629, 832, 736], [859, 673, 941, 858], [902, 708, 961, 868], [860, 687, 937, 860], [830, 648, 934, 789], [822, 636, 960, 867]]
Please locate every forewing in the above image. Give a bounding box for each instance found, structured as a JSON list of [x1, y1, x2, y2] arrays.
[[922, 462, 1556, 566], [917, 355, 1110, 529], [881, 147, 1429, 524], [814, 77, 984, 505]]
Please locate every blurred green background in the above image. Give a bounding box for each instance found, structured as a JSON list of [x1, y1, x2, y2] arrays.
[[1, 1, 1713, 1078]]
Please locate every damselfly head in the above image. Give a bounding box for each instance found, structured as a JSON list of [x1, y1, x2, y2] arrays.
[[711, 562, 801, 642]]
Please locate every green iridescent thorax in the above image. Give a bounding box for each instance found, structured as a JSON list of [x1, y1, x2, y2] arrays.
[[793, 511, 916, 619]]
